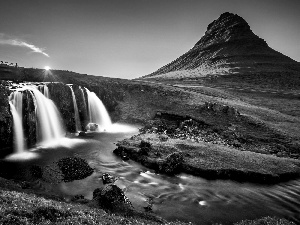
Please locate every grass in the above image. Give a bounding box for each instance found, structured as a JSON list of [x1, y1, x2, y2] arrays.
[[117, 133, 300, 183], [0, 178, 188, 225]]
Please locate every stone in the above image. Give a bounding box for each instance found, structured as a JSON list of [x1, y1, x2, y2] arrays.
[[86, 123, 98, 131], [93, 184, 133, 212], [158, 152, 184, 174], [57, 157, 94, 182], [102, 173, 118, 185]]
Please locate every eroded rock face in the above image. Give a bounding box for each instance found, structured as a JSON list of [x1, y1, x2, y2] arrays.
[[22, 90, 37, 148]]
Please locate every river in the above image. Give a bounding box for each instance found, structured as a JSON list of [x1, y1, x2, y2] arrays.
[[4, 125, 300, 225]]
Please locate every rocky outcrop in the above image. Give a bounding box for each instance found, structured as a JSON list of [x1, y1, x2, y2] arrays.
[[47, 83, 76, 132], [143, 12, 300, 80], [0, 83, 13, 156], [22, 90, 37, 148]]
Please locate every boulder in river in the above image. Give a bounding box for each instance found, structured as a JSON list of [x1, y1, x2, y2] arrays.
[[93, 184, 133, 212]]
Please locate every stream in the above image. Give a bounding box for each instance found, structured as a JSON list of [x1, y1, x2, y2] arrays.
[[4, 125, 300, 225]]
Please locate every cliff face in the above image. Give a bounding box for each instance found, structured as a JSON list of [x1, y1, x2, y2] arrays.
[[143, 12, 299, 79], [0, 83, 13, 156]]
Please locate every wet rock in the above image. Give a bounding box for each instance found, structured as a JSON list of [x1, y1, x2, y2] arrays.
[[86, 123, 98, 131], [113, 146, 130, 161], [78, 131, 87, 137], [158, 152, 184, 174], [93, 184, 133, 212], [102, 173, 118, 185], [57, 157, 94, 182]]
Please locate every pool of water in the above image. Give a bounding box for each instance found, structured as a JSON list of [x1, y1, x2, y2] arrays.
[[3, 125, 300, 224]]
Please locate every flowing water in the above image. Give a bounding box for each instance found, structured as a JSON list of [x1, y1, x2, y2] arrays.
[[8, 102, 25, 153], [85, 88, 112, 131], [24, 86, 65, 144], [68, 85, 81, 132], [9, 91, 25, 153], [8, 85, 65, 151], [4, 129, 300, 225]]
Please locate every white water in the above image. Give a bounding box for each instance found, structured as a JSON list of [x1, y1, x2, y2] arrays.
[[24, 86, 65, 144], [9, 101, 25, 153], [68, 85, 81, 132], [85, 88, 112, 131], [79, 86, 87, 109], [38, 85, 50, 98]]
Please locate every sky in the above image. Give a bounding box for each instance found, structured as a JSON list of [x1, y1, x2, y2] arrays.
[[0, 0, 299, 79]]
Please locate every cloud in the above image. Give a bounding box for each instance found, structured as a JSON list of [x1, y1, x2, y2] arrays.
[[0, 34, 49, 57]]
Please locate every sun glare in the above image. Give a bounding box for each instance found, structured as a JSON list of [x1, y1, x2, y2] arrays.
[[44, 66, 51, 71]]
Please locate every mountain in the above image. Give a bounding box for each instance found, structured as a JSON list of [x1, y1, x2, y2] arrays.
[[142, 12, 300, 80]]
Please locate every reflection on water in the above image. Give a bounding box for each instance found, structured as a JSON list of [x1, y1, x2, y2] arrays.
[[3, 125, 300, 225]]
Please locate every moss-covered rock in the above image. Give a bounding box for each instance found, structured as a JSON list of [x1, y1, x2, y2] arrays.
[[93, 184, 133, 213], [57, 157, 94, 182]]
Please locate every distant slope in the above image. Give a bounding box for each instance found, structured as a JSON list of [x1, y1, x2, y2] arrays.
[[142, 12, 300, 80]]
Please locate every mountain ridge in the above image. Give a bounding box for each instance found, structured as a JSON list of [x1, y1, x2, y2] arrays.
[[142, 12, 299, 80]]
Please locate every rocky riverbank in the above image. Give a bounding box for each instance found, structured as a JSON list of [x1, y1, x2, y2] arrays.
[[114, 113, 300, 184]]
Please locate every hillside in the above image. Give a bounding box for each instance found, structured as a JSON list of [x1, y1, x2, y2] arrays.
[[142, 12, 300, 86]]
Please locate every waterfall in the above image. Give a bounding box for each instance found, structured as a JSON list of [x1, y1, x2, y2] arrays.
[[68, 85, 81, 132], [24, 86, 65, 144], [85, 88, 112, 131], [38, 84, 50, 98], [9, 91, 25, 153], [43, 85, 50, 98], [79, 86, 87, 110]]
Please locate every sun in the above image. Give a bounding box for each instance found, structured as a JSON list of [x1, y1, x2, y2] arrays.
[[44, 66, 51, 71]]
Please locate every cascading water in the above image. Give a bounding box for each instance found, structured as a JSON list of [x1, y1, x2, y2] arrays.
[[68, 85, 81, 132], [38, 84, 50, 98], [85, 88, 112, 131], [24, 86, 65, 144], [79, 86, 87, 110], [8, 91, 25, 153]]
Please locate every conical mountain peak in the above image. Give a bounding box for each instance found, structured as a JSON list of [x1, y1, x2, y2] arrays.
[[143, 12, 298, 79], [195, 12, 264, 48]]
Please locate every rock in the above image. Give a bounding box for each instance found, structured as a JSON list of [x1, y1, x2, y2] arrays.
[[139, 140, 152, 155], [57, 157, 94, 182], [102, 173, 118, 185], [159, 134, 168, 142], [78, 131, 87, 137], [86, 123, 98, 131], [113, 146, 130, 161], [93, 184, 133, 212], [158, 152, 184, 174]]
